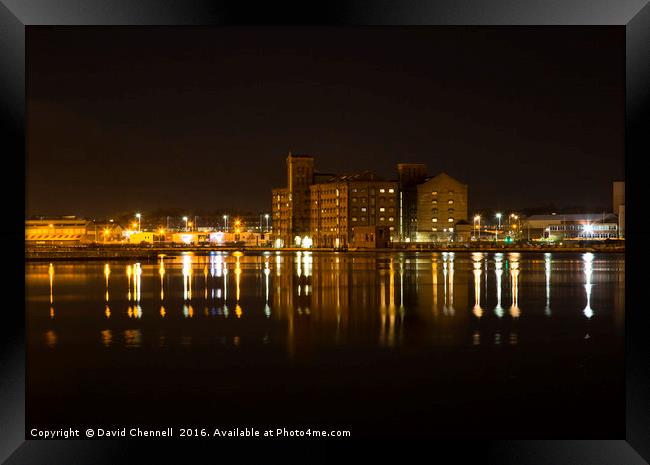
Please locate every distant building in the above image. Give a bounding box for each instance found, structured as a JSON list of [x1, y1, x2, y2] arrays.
[[612, 181, 625, 238], [310, 172, 399, 248], [26, 217, 95, 244], [416, 172, 469, 242], [397, 163, 428, 242], [524, 213, 618, 240], [271, 153, 314, 247], [351, 225, 391, 249]]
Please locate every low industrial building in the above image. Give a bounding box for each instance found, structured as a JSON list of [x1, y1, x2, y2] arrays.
[[524, 213, 619, 240], [26, 217, 95, 244]]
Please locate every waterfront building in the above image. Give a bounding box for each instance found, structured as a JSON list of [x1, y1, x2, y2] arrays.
[[271, 153, 314, 247], [310, 172, 399, 248], [415, 172, 469, 242], [524, 213, 619, 240], [397, 163, 428, 242], [25, 217, 95, 244]]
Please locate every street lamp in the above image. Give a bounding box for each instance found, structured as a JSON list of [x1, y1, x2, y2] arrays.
[[135, 213, 141, 232], [474, 215, 481, 241], [495, 213, 502, 241], [264, 214, 270, 232], [183, 216, 188, 232], [223, 215, 228, 232]]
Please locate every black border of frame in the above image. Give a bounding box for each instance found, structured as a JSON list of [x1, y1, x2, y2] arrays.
[[1, 1, 649, 462]]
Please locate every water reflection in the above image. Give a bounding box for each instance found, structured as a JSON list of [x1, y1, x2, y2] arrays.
[[545, 253, 552, 316], [29, 252, 623, 351], [494, 253, 504, 318], [472, 252, 483, 318], [583, 253, 594, 319], [182, 254, 192, 301], [509, 253, 520, 319], [442, 252, 455, 316], [48, 263, 54, 318]]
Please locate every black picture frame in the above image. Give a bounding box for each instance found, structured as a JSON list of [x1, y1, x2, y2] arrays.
[[2, 1, 649, 462]]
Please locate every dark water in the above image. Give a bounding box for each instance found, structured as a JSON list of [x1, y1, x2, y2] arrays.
[[26, 251, 624, 438]]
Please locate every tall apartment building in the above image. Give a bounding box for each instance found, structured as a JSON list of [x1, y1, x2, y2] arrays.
[[397, 163, 428, 242], [271, 153, 314, 246], [416, 172, 469, 242], [310, 172, 399, 248]]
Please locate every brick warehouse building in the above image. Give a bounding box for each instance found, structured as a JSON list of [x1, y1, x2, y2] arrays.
[[272, 153, 468, 247]]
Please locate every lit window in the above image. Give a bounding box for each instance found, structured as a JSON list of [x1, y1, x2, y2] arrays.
[[448, 218, 454, 222], [352, 217, 357, 222], [389, 217, 394, 222], [379, 207, 385, 212], [380, 217, 385, 221], [432, 191, 437, 195], [432, 227, 437, 231], [379, 189, 385, 193], [432, 200, 437, 204], [388, 188, 394, 193], [361, 207, 367, 212], [432, 218, 438, 222], [448, 200, 454, 204]]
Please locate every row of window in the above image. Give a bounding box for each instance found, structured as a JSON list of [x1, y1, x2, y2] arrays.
[[431, 218, 455, 223], [352, 217, 394, 222], [431, 190, 455, 195], [431, 199, 454, 204]]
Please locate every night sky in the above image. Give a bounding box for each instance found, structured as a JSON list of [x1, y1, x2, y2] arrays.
[[27, 26, 624, 218]]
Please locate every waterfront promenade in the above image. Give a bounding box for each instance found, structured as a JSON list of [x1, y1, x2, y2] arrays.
[[25, 241, 624, 261]]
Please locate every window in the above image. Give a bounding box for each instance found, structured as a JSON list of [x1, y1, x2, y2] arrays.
[[389, 217, 394, 222], [361, 207, 367, 212], [432, 209, 438, 215], [448, 190, 454, 194], [379, 207, 385, 212], [432, 218, 438, 223], [432, 227, 437, 231], [380, 217, 385, 221], [448, 218, 454, 223], [379, 189, 385, 193], [432, 200, 437, 205], [352, 217, 357, 222], [352, 188, 357, 193], [388, 188, 394, 193], [432, 191, 438, 195], [448, 208, 454, 214], [448, 199, 454, 204]]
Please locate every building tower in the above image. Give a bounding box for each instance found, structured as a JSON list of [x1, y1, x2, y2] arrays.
[[397, 163, 428, 241]]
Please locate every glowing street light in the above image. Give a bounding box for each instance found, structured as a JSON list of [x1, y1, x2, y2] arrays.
[[183, 216, 189, 232], [474, 215, 481, 240], [135, 213, 141, 232], [264, 214, 270, 232], [223, 215, 228, 232]]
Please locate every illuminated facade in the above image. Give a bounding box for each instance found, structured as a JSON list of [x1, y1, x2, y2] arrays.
[[310, 173, 399, 248], [525, 213, 619, 240], [271, 153, 314, 247], [416, 172, 469, 242], [25, 218, 95, 244]]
